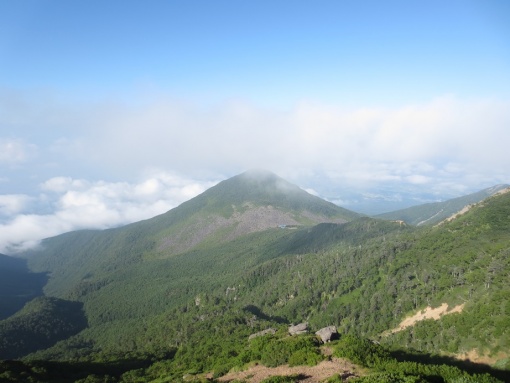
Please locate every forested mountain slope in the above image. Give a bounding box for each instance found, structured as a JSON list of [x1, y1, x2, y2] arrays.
[[0, 254, 46, 320], [0, 297, 87, 359], [376, 184, 509, 225], [3, 171, 359, 356], [21, 170, 359, 296], [1, 172, 508, 382]]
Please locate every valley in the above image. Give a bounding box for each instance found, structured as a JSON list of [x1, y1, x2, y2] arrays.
[[0, 170, 509, 383]]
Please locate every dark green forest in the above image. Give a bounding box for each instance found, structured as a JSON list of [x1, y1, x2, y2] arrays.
[[1, 173, 509, 382], [0, 254, 47, 320]]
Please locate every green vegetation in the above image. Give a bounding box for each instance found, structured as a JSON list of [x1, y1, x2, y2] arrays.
[[0, 333, 505, 382], [323, 374, 344, 383], [247, 333, 323, 367], [1, 173, 509, 382], [333, 335, 504, 383], [0, 254, 47, 320], [376, 184, 508, 226], [23, 170, 358, 297], [260, 375, 304, 383], [0, 297, 87, 359]]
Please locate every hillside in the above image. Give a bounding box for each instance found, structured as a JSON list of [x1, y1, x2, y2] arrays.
[[21, 170, 359, 297], [0, 254, 47, 320], [0, 297, 87, 359], [0, 172, 509, 382], [376, 184, 509, 225]]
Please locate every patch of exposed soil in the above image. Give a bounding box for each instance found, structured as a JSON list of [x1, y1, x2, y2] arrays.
[[217, 357, 362, 383], [442, 205, 474, 224], [494, 187, 510, 196], [158, 215, 229, 254], [224, 205, 301, 241], [388, 303, 465, 334], [436, 187, 510, 227], [158, 204, 347, 256]]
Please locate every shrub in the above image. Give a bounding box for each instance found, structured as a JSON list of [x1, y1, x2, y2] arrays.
[[248, 334, 323, 368], [323, 373, 344, 383], [350, 372, 426, 383], [261, 374, 302, 383], [288, 348, 323, 367], [333, 336, 391, 368]]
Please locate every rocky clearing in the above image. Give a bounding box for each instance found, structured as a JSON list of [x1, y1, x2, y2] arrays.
[[389, 303, 465, 334]]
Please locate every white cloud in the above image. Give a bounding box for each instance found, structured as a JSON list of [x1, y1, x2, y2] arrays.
[[406, 175, 432, 185], [0, 194, 33, 217], [304, 188, 320, 196], [2, 91, 510, 186], [0, 91, 509, 249], [0, 171, 218, 254], [0, 138, 36, 164], [41, 177, 90, 192]]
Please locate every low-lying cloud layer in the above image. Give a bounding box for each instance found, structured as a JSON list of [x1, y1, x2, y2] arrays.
[[1, 91, 509, 252], [0, 171, 217, 253]]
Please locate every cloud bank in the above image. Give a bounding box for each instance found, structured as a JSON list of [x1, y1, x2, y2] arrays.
[[1, 91, 509, 252], [77, 94, 510, 196], [9, 93, 509, 176]]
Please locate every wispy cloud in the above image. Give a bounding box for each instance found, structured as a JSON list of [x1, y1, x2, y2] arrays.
[[0, 138, 36, 164]]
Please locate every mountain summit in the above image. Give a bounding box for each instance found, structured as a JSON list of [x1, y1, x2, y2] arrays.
[[190, 169, 359, 219], [148, 169, 360, 255]]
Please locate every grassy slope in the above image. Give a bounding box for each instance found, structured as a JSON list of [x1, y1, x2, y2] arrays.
[[376, 184, 509, 225]]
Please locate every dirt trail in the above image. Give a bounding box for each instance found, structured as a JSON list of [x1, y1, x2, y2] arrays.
[[218, 357, 361, 383]]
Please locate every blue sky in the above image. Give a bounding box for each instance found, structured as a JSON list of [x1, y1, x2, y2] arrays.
[[1, 0, 509, 252], [3, 1, 509, 104]]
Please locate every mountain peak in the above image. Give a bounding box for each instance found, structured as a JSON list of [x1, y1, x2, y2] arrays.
[[206, 170, 340, 213], [148, 170, 360, 255], [240, 168, 278, 179], [236, 169, 293, 187], [221, 169, 302, 197], [232, 169, 293, 186], [22, 171, 360, 269]]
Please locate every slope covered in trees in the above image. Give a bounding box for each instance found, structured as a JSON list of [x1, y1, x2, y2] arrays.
[[0, 254, 47, 320], [376, 184, 509, 225], [22, 170, 359, 296], [0, 297, 87, 359], [1, 172, 509, 382]]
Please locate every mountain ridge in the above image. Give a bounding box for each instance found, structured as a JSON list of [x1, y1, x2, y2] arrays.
[[376, 184, 509, 225]]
